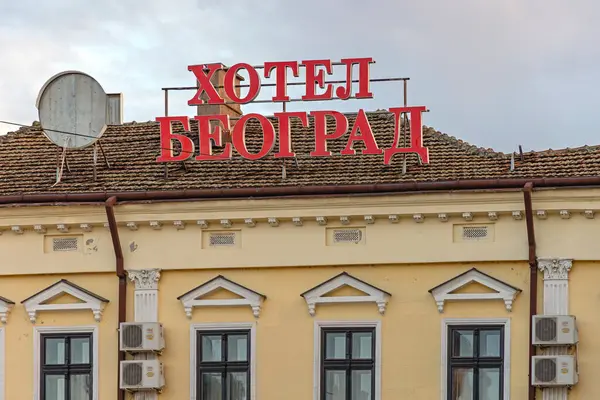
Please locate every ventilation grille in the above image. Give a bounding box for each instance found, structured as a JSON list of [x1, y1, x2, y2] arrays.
[[462, 226, 489, 240], [52, 237, 79, 252], [122, 324, 143, 348], [535, 358, 557, 383], [209, 232, 236, 247], [123, 362, 144, 386], [535, 317, 557, 342], [333, 229, 362, 244]]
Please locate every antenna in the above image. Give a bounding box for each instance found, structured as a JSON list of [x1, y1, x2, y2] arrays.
[[36, 71, 111, 185]]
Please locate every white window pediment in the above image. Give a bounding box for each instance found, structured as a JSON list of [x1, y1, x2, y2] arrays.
[[301, 272, 391, 316], [429, 268, 521, 313], [177, 275, 266, 318], [22, 280, 109, 323], [0, 296, 14, 324]]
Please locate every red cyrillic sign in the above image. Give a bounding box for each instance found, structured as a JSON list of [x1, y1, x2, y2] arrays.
[[158, 58, 429, 164]]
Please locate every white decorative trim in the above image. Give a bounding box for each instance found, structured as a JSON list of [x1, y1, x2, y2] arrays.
[[56, 224, 69, 233], [23, 281, 108, 323], [220, 219, 232, 228], [429, 268, 521, 313], [127, 269, 161, 290], [244, 218, 256, 227], [313, 320, 382, 400], [536, 210, 548, 219], [173, 220, 185, 230], [413, 213, 424, 223], [190, 322, 256, 400], [340, 216, 350, 225], [292, 217, 303, 226], [150, 221, 162, 230], [462, 212, 473, 221], [512, 211, 523, 220], [559, 210, 571, 219], [0, 300, 13, 324], [33, 325, 99, 400], [197, 220, 209, 229], [538, 258, 573, 281], [178, 276, 265, 319], [267, 217, 279, 227], [10, 226, 23, 234], [440, 318, 510, 400], [583, 210, 594, 219], [438, 213, 448, 222], [364, 215, 375, 224], [126, 222, 138, 231], [488, 211, 498, 221], [316, 216, 327, 226], [33, 225, 46, 234], [388, 214, 399, 223], [80, 223, 93, 232], [301, 272, 391, 316]]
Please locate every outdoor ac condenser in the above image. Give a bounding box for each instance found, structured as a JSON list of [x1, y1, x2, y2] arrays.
[[119, 322, 165, 352]]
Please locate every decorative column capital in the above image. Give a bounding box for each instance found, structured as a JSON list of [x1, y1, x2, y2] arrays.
[[127, 269, 161, 290], [538, 258, 573, 280]]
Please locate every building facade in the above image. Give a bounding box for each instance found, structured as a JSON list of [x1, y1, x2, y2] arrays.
[[0, 110, 598, 400]]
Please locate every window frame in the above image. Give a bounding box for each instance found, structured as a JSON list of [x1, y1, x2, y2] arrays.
[[440, 318, 510, 400], [314, 320, 382, 400], [190, 322, 256, 400], [33, 325, 99, 400]]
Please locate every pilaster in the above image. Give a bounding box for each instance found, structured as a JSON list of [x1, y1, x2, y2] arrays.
[[127, 269, 161, 400], [538, 258, 573, 400]]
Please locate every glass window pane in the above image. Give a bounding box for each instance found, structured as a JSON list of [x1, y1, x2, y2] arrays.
[[202, 372, 223, 400], [226, 371, 248, 400], [44, 374, 66, 400], [325, 370, 346, 400], [351, 370, 372, 400], [352, 332, 372, 359], [480, 330, 501, 357], [71, 337, 91, 364], [479, 368, 501, 400], [202, 335, 222, 362], [227, 335, 248, 362], [451, 368, 473, 400], [452, 330, 474, 357], [70, 374, 91, 399], [325, 332, 346, 359], [45, 338, 66, 365]]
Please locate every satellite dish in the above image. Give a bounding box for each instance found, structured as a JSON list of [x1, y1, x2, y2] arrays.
[[36, 71, 108, 149]]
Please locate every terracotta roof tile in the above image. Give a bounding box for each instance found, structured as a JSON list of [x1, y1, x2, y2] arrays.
[[0, 112, 598, 195]]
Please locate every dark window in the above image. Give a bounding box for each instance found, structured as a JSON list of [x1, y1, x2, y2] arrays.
[[321, 327, 375, 400], [40, 332, 93, 400], [196, 330, 250, 400], [447, 325, 504, 400]]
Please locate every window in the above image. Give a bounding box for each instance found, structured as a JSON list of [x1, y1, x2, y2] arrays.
[[40, 332, 93, 400], [196, 330, 250, 400], [447, 325, 504, 400], [320, 327, 375, 400]]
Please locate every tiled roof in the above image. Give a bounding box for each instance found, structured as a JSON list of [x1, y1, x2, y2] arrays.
[[0, 111, 598, 195]]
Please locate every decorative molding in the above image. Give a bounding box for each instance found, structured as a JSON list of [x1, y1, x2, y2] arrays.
[[56, 224, 69, 233], [127, 269, 162, 290], [197, 220, 209, 229], [536, 210, 548, 219], [462, 212, 473, 221], [428, 268, 521, 313], [584, 210, 594, 219], [178, 276, 266, 319], [244, 218, 256, 227], [340, 216, 350, 225], [316, 216, 327, 226], [559, 210, 570, 219], [314, 320, 382, 400], [268, 217, 279, 227], [103, 222, 110, 229], [10, 226, 23, 234], [512, 211, 523, 220], [33, 225, 46, 234], [301, 272, 391, 316], [80, 223, 93, 232], [538, 258, 573, 281], [292, 217, 303, 226], [364, 215, 375, 224], [149, 221, 162, 230], [22, 280, 109, 323], [220, 219, 232, 228], [413, 214, 424, 223], [388, 214, 399, 223], [33, 326, 99, 400], [0, 297, 14, 324], [437, 213, 448, 222], [126, 222, 138, 231], [173, 220, 185, 230], [440, 318, 511, 400], [190, 323, 257, 400], [488, 212, 498, 221]]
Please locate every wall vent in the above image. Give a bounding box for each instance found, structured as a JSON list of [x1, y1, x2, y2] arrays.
[[453, 224, 494, 243], [52, 237, 79, 252], [326, 227, 366, 246], [209, 232, 236, 247], [462, 226, 489, 240]]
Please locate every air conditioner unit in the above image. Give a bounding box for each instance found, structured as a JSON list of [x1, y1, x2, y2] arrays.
[[532, 315, 578, 345], [532, 355, 578, 387], [120, 359, 165, 390], [120, 322, 165, 352]]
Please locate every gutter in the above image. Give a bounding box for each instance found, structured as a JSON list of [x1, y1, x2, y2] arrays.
[[1, 176, 600, 204], [523, 182, 537, 400], [104, 196, 126, 400]]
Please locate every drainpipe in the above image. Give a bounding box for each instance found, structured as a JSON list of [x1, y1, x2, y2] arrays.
[[523, 182, 537, 400], [105, 196, 126, 400]]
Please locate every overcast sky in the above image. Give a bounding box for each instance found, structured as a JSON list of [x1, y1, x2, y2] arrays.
[[0, 0, 598, 153]]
